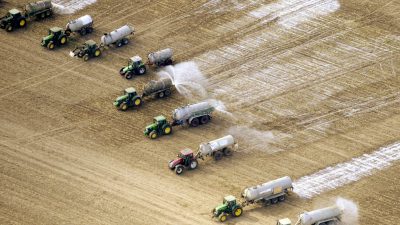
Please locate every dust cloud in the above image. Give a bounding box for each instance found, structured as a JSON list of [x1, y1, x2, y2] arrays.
[[336, 197, 359, 225]]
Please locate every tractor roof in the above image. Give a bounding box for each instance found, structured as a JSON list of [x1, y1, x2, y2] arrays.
[[130, 56, 142, 62], [125, 87, 136, 94], [9, 9, 22, 15], [50, 27, 63, 33], [278, 218, 291, 225], [224, 195, 236, 202], [180, 148, 193, 156], [154, 115, 166, 122], [85, 40, 97, 46]]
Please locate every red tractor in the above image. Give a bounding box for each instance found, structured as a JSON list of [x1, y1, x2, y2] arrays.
[[168, 148, 199, 175]]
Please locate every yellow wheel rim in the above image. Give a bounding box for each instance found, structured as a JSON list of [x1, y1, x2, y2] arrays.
[[220, 215, 226, 222], [151, 133, 157, 139], [61, 37, 66, 44], [95, 50, 100, 56], [20, 20, 25, 26], [49, 44, 54, 49], [7, 26, 12, 31], [235, 208, 242, 216], [134, 99, 141, 106], [164, 127, 171, 134], [121, 104, 127, 110]]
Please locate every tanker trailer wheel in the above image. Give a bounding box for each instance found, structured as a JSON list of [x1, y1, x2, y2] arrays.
[[45, 10, 51, 17], [175, 165, 184, 175], [158, 91, 165, 98], [80, 28, 87, 36], [138, 66, 146, 75], [83, 54, 90, 61], [222, 148, 232, 156], [116, 41, 123, 48], [19, 19, 26, 27], [213, 151, 223, 161], [190, 118, 199, 127], [149, 131, 158, 139], [165, 58, 173, 65], [218, 213, 227, 222], [65, 29, 71, 36], [162, 125, 172, 135], [47, 41, 55, 50], [232, 206, 243, 217], [125, 72, 133, 80], [200, 115, 210, 124], [94, 49, 101, 57], [271, 198, 278, 204], [189, 160, 198, 169], [164, 89, 171, 97], [5, 24, 13, 32], [278, 195, 285, 202], [87, 27, 93, 33], [122, 38, 129, 45], [40, 13, 46, 19]]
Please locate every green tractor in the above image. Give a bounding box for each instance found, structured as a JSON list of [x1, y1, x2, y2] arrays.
[[70, 40, 102, 61], [41, 27, 68, 50], [0, 9, 27, 32], [144, 116, 172, 139], [113, 87, 142, 111], [212, 195, 243, 222], [119, 56, 147, 79]]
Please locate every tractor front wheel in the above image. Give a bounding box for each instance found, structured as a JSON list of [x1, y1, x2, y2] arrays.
[[119, 103, 128, 111], [232, 207, 243, 217], [175, 165, 184, 175], [125, 72, 133, 80], [83, 54, 90, 61], [119, 68, 125, 75], [5, 24, 13, 32], [47, 41, 55, 50], [149, 131, 158, 139], [218, 213, 227, 222]]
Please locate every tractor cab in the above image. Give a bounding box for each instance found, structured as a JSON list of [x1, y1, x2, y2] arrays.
[[48, 27, 62, 36], [178, 148, 194, 166], [153, 115, 168, 128], [84, 40, 98, 49], [124, 87, 138, 98], [223, 195, 237, 208], [277, 218, 291, 225], [129, 56, 143, 66], [7, 9, 22, 18]]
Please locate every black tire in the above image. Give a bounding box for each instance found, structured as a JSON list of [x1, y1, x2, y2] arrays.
[[164, 89, 171, 97], [83, 54, 90, 61], [45, 10, 51, 17], [149, 131, 158, 139], [158, 91, 165, 98], [119, 103, 128, 111], [59, 35, 67, 45], [65, 29, 71, 36], [86, 27, 93, 33], [165, 58, 173, 65], [223, 148, 232, 156], [189, 160, 198, 169], [125, 72, 133, 80], [175, 165, 184, 175], [190, 117, 199, 127], [119, 68, 126, 75], [78, 51, 85, 58], [19, 19, 26, 28], [232, 206, 243, 217], [122, 38, 129, 45], [162, 124, 172, 135], [40, 13, 45, 19], [278, 195, 285, 202], [200, 115, 210, 124], [138, 66, 146, 75], [5, 24, 13, 32], [116, 41, 123, 47], [168, 160, 174, 170], [271, 198, 278, 204], [80, 28, 87, 36], [214, 151, 223, 161]]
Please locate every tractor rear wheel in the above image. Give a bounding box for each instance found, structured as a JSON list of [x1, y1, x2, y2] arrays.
[[175, 165, 184, 175], [138, 66, 146, 75], [149, 131, 158, 139], [223, 148, 232, 156], [189, 159, 198, 169], [232, 206, 243, 217], [218, 213, 227, 222], [19, 19, 26, 27], [133, 98, 142, 106], [200, 115, 210, 124], [59, 36, 67, 45], [83, 54, 90, 61], [119, 103, 128, 111], [5, 24, 13, 32], [94, 49, 101, 57], [47, 41, 55, 50], [162, 125, 172, 135], [125, 72, 133, 80], [190, 118, 199, 127], [214, 151, 223, 161]]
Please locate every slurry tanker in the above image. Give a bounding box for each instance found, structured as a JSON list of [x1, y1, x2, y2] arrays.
[[168, 135, 238, 175], [144, 101, 215, 139], [114, 78, 174, 111], [119, 48, 174, 79], [212, 176, 294, 222], [277, 206, 343, 225], [65, 15, 93, 36], [1, 0, 52, 32]]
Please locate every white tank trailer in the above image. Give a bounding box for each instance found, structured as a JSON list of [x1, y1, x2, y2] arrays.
[[101, 25, 134, 47], [171, 101, 215, 127], [241, 176, 293, 205], [296, 206, 342, 225], [197, 135, 238, 160], [24, 0, 52, 18], [66, 15, 93, 36], [142, 78, 173, 98], [147, 48, 173, 67]]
